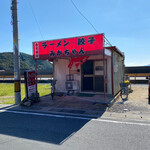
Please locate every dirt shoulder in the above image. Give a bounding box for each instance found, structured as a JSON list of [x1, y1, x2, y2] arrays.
[[105, 84, 150, 121], [108, 84, 150, 112]]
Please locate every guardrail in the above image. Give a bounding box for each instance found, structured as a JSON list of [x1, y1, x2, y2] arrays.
[[0, 75, 53, 81], [37, 75, 53, 80], [125, 73, 150, 80]]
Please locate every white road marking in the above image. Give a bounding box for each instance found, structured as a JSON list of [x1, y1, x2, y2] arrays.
[[94, 118, 150, 126], [0, 109, 150, 126], [0, 109, 91, 120]]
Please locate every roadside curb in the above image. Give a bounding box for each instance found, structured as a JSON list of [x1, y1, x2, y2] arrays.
[[107, 91, 120, 108]]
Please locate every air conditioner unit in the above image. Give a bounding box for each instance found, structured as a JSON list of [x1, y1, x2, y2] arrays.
[[65, 81, 78, 90]]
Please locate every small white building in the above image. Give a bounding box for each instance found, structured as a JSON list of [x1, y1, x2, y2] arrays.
[[33, 34, 124, 102], [53, 47, 124, 96]]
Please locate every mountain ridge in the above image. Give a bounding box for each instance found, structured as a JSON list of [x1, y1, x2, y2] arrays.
[[0, 52, 52, 73]]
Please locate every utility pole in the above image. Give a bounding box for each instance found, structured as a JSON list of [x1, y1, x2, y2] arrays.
[[11, 0, 21, 104]]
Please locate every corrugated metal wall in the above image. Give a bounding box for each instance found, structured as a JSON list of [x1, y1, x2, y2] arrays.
[[113, 51, 124, 95]]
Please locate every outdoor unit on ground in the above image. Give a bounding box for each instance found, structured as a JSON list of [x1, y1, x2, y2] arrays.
[[65, 81, 78, 90]]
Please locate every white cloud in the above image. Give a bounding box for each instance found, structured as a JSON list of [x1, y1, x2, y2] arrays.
[[125, 62, 149, 67]]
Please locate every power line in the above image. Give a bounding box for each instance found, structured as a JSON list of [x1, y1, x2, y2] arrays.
[[26, 0, 44, 40], [70, 0, 99, 34]]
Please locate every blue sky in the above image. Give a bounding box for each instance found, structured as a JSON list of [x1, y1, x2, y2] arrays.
[[0, 0, 150, 66]]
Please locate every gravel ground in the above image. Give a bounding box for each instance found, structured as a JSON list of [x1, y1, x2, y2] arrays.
[[108, 84, 150, 113]]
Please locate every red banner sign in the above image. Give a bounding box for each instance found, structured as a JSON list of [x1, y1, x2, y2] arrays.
[[27, 70, 36, 97], [33, 34, 104, 60]]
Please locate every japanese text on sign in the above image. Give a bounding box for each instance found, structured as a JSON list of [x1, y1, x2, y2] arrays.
[[33, 34, 104, 60], [27, 71, 36, 97]]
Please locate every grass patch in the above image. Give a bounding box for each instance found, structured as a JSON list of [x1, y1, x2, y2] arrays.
[[0, 83, 51, 104], [37, 84, 51, 96]]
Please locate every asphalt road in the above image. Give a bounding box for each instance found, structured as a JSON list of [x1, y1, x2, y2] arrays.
[[0, 111, 150, 150]]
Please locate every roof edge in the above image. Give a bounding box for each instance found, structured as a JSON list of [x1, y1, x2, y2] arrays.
[[104, 46, 124, 57]]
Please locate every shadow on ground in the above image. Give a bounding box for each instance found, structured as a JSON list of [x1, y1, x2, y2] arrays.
[[0, 94, 112, 145], [0, 111, 89, 145]]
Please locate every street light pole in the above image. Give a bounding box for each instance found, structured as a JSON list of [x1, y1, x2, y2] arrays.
[[11, 0, 21, 104]]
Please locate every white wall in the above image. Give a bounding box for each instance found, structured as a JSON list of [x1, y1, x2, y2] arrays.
[[54, 58, 69, 93], [53, 55, 112, 94]]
